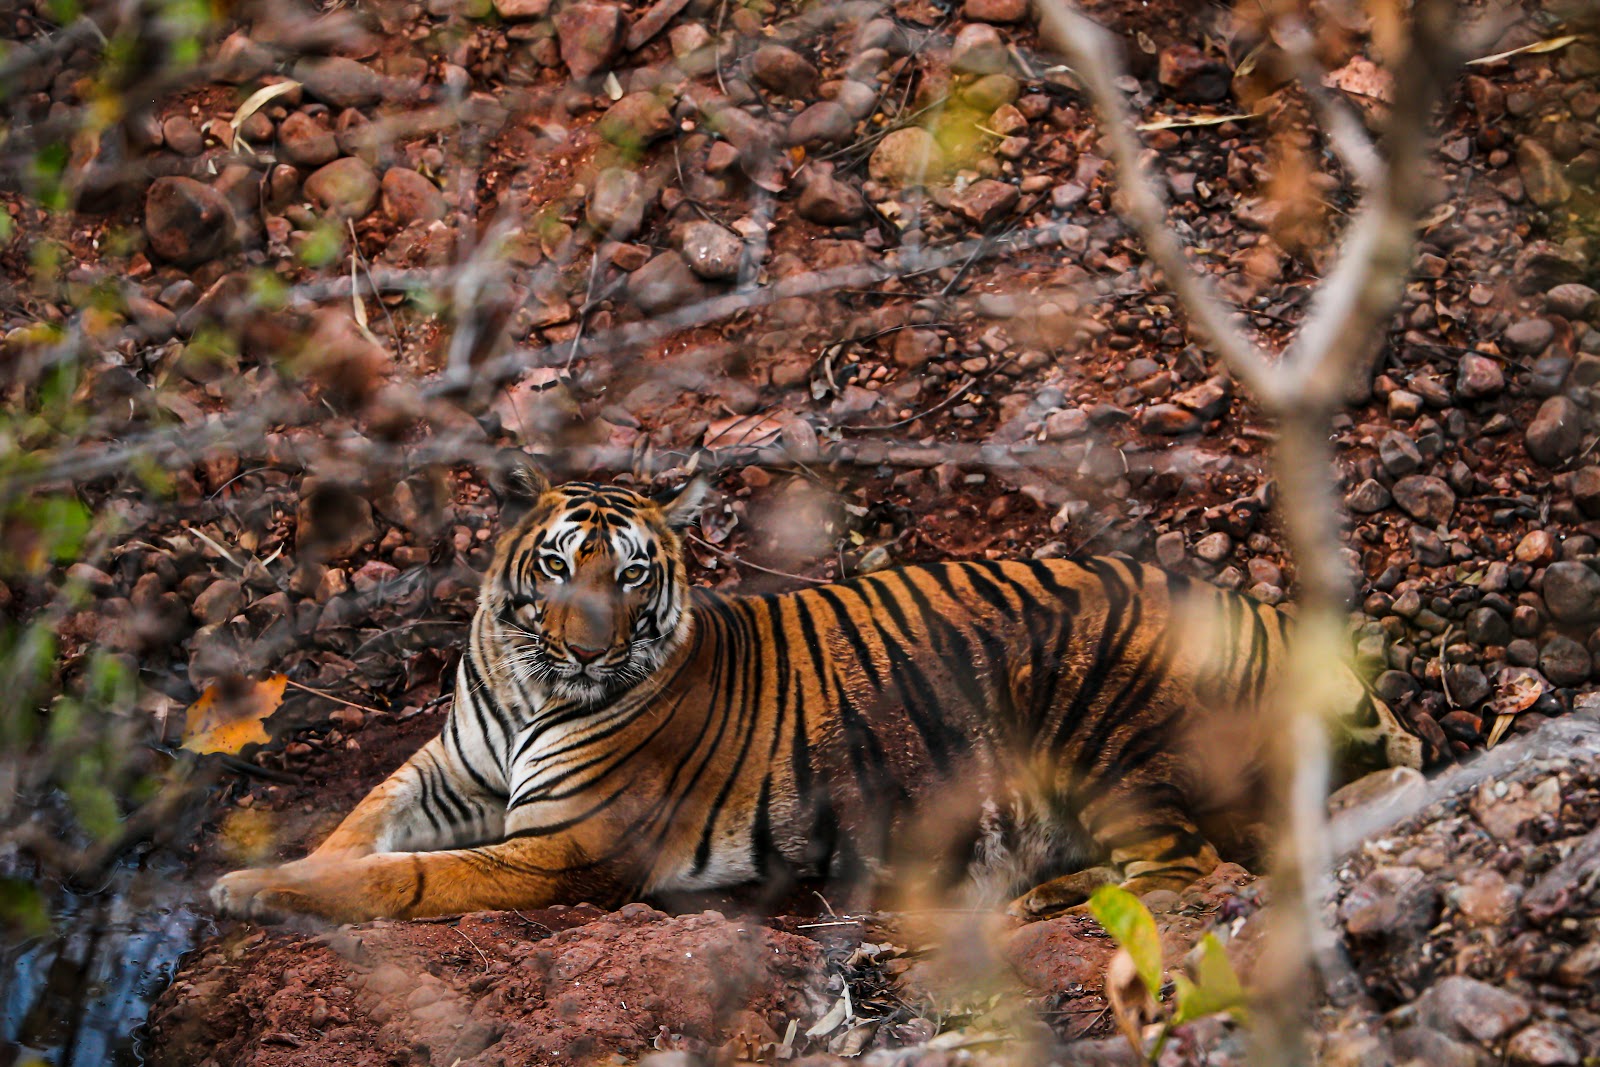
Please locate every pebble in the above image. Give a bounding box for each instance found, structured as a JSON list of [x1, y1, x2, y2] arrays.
[[192, 579, 244, 625], [677, 220, 743, 280], [161, 115, 203, 157], [304, 157, 380, 220], [1414, 976, 1532, 1045], [1157, 44, 1231, 103], [1338, 865, 1435, 940], [1346, 479, 1392, 514], [796, 166, 866, 225], [1573, 466, 1600, 518], [597, 92, 674, 148], [555, 1, 626, 79], [587, 167, 647, 239], [1140, 403, 1202, 435], [380, 168, 446, 226], [950, 23, 1009, 75], [1513, 530, 1556, 566], [1379, 431, 1424, 476], [949, 179, 1019, 226], [750, 44, 818, 97], [868, 127, 945, 188], [1542, 561, 1600, 623], [1465, 606, 1511, 646], [1539, 634, 1591, 686], [294, 57, 384, 109], [1392, 475, 1456, 525], [1504, 318, 1556, 357], [1506, 1023, 1581, 1066], [626, 251, 707, 315], [1455, 354, 1504, 400], [277, 111, 339, 167], [144, 177, 237, 266], [787, 101, 853, 147], [1525, 396, 1585, 468], [1547, 283, 1599, 321], [964, 0, 1026, 21], [1517, 138, 1571, 208]]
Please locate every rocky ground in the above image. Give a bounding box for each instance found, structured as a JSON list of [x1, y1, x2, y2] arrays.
[[1, 0, 1599, 1060]]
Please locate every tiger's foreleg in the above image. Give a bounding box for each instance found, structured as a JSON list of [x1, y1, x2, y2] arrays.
[[307, 734, 505, 860], [210, 831, 631, 923], [1007, 788, 1221, 919]]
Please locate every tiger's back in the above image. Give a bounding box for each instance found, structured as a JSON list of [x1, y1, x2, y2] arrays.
[[211, 468, 1421, 924]]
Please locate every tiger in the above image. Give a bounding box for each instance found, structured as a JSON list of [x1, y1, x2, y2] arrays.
[[211, 457, 1422, 925]]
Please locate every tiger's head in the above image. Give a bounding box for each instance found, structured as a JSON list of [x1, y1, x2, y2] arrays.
[[480, 455, 708, 706]]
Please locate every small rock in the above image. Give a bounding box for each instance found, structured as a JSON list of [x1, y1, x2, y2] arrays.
[[294, 57, 384, 109], [677, 220, 743, 280], [1504, 318, 1556, 357], [1506, 1022, 1581, 1066], [964, 0, 1026, 22], [587, 167, 648, 238], [1139, 404, 1202, 435], [1525, 396, 1585, 468], [1455, 354, 1504, 400], [750, 44, 818, 97], [1465, 606, 1511, 646], [192, 579, 244, 625], [277, 111, 338, 167], [1391, 475, 1456, 525], [1514, 529, 1556, 566], [555, 1, 626, 79], [1194, 531, 1231, 563], [626, 251, 708, 315], [1414, 976, 1532, 1045], [963, 73, 1020, 112], [161, 116, 203, 156], [381, 168, 446, 226], [1444, 664, 1491, 708], [1379, 431, 1423, 476], [1158, 44, 1230, 103], [787, 101, 854, 147], [796, 167, 866, 225], [949, 179, 1019, 226], [1540, 634, 1591, 686], [304, 158, 380, 220], [144, 177, 237, 266], [597, 92, 674, 148], [1449, 869, 1519, 926], [868, 127, 945, 187], [950, 23, 1009, 74], [1547, 283, 1599, 321], [1338, 866, 1435, 940], [1345, 479, 1392, 514], [1573, 466, 1600, 518], [1517, 138, 1571, 208], [493, 0, 548, 17]]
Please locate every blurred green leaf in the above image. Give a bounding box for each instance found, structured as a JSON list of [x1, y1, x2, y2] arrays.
[[66, 756, 122, 840], [0, 877, 52, 939], [1090, 885, 1162, 1000], [1171, 934, 1249, 1024]]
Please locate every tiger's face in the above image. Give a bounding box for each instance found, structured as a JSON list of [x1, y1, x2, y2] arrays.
[[481, 457, 707, 706]]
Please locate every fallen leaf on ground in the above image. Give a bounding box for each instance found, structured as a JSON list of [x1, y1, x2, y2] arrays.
[[182, 674, 287, 754]]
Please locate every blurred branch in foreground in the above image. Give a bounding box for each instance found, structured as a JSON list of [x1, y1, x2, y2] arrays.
[[1031, 0, 1483, 1061]]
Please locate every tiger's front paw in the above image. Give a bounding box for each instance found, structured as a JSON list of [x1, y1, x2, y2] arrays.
[[1006, 866, 1121, 921], [210, 865, 323, 922]]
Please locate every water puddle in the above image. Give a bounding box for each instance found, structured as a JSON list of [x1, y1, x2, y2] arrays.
[[2, 850, 208, 1067]]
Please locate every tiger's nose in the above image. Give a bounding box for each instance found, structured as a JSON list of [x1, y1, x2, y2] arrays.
[[567, 642, 606, 664]]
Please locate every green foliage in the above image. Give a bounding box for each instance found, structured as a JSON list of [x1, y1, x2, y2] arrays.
[[1171, 934, 1249, 1025], [0, 877, 51, 939], [1090, 885, 1162, 999], [296, 220, 346, 267]]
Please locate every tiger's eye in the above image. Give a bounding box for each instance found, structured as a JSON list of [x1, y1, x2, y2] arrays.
[[620, 563, 647, 584], [543, 556, 567, 577]]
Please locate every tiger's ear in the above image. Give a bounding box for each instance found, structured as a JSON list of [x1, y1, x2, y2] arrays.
[[488, 450, 551, 525], [652, 475, 709, 531]]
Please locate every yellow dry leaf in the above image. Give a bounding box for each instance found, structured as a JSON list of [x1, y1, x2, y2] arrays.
[[182, 674, 287, 754]]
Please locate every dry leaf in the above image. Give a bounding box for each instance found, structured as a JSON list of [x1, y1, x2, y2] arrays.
[[1485, 668, 1547, 748], [1467, 35, 1579, 67], [231, 80, 302, 152], [1137, 112, 1258, 131], [183, 674, 287, 754], [1105, 948, 1156, 1055]]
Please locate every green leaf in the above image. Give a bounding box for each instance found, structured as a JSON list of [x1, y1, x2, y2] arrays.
[[1089, 885, 1162, 1000], [0, 876, 51, 938], [1171, 934, 1249, 1024]]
